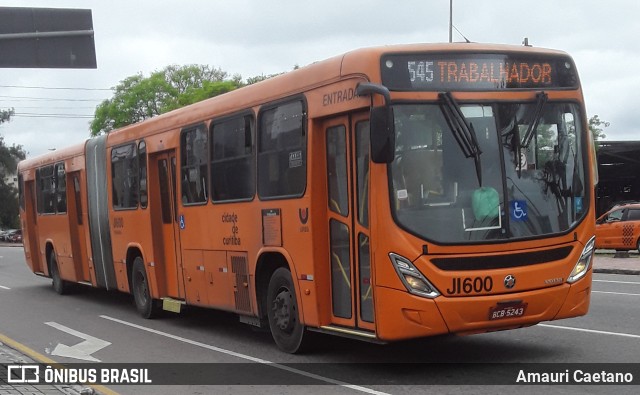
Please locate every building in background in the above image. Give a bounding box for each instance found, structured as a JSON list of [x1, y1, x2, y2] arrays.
[[596, 141, 640, 217]]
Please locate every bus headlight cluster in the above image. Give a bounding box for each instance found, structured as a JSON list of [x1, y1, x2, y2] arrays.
[[389, 253, 440, 298], [567, 236, 596, 284]]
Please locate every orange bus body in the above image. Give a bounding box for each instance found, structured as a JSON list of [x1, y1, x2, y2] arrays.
[[18, 43, 596, 353]]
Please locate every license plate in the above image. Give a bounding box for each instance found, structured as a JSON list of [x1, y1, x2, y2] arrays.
[[489, 302, 528, 321]]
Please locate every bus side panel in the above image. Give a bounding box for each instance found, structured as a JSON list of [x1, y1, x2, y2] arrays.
[[110, 208, 147, 293], [86, 135, 117, 290], [40, 216, 74, 281], [22, 179, 43, 274], [179, 203, 248, 313], [203, 250, 233, 311]]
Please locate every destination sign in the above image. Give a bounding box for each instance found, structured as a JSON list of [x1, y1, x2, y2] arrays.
[[381, 53, 579, 91]]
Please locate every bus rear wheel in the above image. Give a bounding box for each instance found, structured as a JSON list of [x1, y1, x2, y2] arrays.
[[132, 257, 160, 318], [266, 267, 308, 353], [50, 253, 69, 295]]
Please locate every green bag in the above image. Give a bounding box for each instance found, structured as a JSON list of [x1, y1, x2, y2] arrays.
[[472, 187, 499, 221]]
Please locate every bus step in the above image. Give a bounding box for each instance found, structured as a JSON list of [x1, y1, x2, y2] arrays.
[[162, 297, 185, 313], [239, 315, 267, 329], [309, 325, 384, 344], [77, 281, 93, 287]]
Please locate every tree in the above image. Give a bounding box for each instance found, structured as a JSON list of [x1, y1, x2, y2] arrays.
[[90, 65, 241, 136], [245, 72, 283, 85], [1, 108, 14, 124], [244, 65, 298, 86], [588, 115, 609, 142], [0, 109, 26, 229]]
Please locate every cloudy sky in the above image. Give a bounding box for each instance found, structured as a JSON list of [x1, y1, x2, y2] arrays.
[[1, 0, 638, 158]]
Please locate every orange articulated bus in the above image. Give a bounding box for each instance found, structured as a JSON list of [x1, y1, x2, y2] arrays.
[[18, 43, 597, 353]]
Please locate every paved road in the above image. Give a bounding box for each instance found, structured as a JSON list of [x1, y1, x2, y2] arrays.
[[1, 245, 640, 395]]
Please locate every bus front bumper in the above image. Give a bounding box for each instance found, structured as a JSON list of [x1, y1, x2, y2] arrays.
[[375, 270, 592, 341]]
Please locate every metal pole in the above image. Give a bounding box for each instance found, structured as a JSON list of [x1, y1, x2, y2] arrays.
[[449, 0, 453, 43], [0, 30, 94, 41]]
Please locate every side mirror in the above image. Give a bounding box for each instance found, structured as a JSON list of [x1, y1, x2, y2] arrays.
[[370, 106, 395, 164], [356, 82, 395, 164]]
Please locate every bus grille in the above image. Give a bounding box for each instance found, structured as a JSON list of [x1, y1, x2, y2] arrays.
[[430, 246, 573, 271], [231, 254, 251, 312]]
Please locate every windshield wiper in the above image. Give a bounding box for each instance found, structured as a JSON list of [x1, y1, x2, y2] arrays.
[[521, 91, 548, 148], [439, 92, 483, 186]]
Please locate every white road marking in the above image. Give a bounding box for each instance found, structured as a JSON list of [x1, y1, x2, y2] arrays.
[[593, 290, 640, 296], [100, 315, 390, 395], [539, 323, 640, 339], [593, 279, 640, 285], [45, 321, 111, 362], [0, 285, 10, 290]]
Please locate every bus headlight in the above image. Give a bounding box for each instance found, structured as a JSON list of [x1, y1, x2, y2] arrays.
[[389, 253, 440, 298], [567, 236, 595, 284]]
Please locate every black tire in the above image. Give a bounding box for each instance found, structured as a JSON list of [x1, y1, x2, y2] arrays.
[[266, 267, 308, 353], [132, 257, 160, 318], [50, 253, 69, 295], [637, 238, 640, 255]]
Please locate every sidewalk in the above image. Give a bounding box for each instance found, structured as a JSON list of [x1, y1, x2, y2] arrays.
[[0, 341, 93, 395], [593, 250, 640, 275]]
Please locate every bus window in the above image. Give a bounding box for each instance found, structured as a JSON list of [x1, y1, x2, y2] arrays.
[[180, 124, 208, 205], [37, 165, 55, 214], [330, 219, 351, 319], [356, 121, 370, 228], [390, 101, 587, 243], [73, 174, 83, 225], [211, 115, 255, 202], [258, 100, 306, 199], [138, 141, 148, 209], [158, 159, 172, 224], [111, 143, 139, 210], [54, 163, 67, 214], [326, 125, 348, 216], [35, 169, 42, 213]]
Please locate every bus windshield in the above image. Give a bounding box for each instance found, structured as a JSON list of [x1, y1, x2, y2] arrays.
[[390, 100, 587, 243]]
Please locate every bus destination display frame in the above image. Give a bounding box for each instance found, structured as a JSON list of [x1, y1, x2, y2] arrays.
[[381, 53, 579, 91]]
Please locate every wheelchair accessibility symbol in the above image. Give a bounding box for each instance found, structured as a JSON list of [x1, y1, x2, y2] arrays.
[[510, 200, 528, 221]]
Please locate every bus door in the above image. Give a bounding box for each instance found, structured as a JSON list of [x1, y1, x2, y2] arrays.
[[23, 179, 43, 273], [149, 150, 185, 300], [67, 172, 90, 282], [325, 113, 374, 331]]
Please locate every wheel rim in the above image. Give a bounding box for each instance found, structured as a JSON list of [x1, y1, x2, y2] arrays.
[[272, 286, 295, 334]]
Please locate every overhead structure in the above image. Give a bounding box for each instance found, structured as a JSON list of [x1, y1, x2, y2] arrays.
[[596, 141, 640, 216], [0, 7, 96, 68]]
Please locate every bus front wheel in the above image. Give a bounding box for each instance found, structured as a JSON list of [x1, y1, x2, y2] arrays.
[[50, 253, 69, 295], [132, 257, 160, 318], [266, 267, 308, 353]]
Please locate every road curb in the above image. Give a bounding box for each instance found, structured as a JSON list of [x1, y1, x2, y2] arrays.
[[593, 268, 640, 275]]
